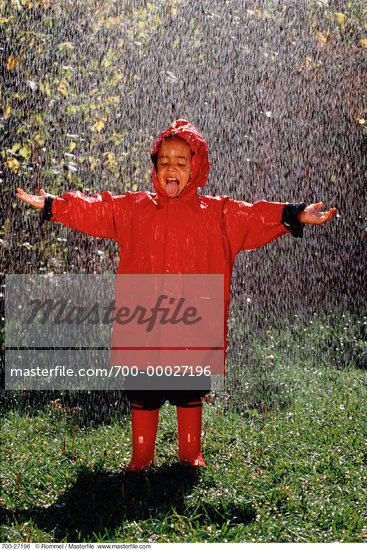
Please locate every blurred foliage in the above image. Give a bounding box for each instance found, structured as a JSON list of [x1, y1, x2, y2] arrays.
[[0, 0, 366, 308]]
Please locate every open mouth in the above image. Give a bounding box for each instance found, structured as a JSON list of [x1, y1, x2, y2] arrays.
[[166, 178, 180, 196]]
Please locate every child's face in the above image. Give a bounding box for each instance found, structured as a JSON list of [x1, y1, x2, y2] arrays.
[[156, 137, 192, 197]]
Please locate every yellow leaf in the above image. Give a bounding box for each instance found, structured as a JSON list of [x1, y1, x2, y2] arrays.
[[6, 157, 20, 174], [58, 81, 68, 97], [356, 117, 366, 125], [106, 96, 120, 105], [316, 31, 327, 45], [305, 55, 312, 67], [0, 16, 14, 23], [106, 16, 119, 28], [88, 156, 99, 170], [91, 119, 105, 132], [96, 120, 105, 132], [6, 54, 16, 71], [4, 105, 10, 118], [11, 143, 21, 154], [40, 80, 51, 97], [168, 0, 177, 15], [102, 57, 112, 68], [35, 134, 44, 146], [88, 156, 100, 170], [360, 38, 367, 49], [19, 145, 31, 160], [69, 141, 77, 153], [58, 42, 74, 51], [334, 12, 346, 30]]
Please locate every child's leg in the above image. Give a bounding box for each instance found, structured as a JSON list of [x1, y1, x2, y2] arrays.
[[125, 391, 165, 471], [176, 400, 206, 467], [126, 403, 159, 471]]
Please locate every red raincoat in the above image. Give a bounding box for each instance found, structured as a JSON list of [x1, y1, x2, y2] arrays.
[[49, 119, 290, 356]]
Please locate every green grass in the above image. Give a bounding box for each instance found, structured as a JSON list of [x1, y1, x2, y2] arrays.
[[1, 313, 366, 543]]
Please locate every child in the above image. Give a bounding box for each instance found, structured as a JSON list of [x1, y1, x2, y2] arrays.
[[16, 119, 336, 470]]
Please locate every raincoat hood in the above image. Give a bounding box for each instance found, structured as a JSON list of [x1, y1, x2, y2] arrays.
[[151, 119, 210, 202]]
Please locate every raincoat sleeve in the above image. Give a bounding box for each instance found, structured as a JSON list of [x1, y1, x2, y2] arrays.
[[223, 198, 297, 253], [45, 191, 121, 240]]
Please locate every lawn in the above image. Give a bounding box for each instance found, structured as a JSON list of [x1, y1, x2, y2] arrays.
[[1, 313, 366, 543]]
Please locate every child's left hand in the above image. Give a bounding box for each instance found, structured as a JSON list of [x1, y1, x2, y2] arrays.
[[298, 202, 336, 225]]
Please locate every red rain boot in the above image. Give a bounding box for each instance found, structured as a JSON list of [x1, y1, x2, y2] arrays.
[[126, 405, 159, 471], [177, 402, 206, 467]]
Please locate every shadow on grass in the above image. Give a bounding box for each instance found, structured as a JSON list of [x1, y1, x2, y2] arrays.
[[0, 463, 255, 541]]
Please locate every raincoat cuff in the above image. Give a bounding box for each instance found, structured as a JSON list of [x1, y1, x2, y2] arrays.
[[41, 195, 54, 221], [281, 202, 306, 238]]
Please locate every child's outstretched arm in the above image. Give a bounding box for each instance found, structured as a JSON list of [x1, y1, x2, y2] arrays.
[[297, 202, 336, 225], [223, 199, 336, 254], [16, 187, 123, 241]]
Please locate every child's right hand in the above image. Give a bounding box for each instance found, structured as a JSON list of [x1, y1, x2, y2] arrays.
[[16, 188, 51, 209]]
